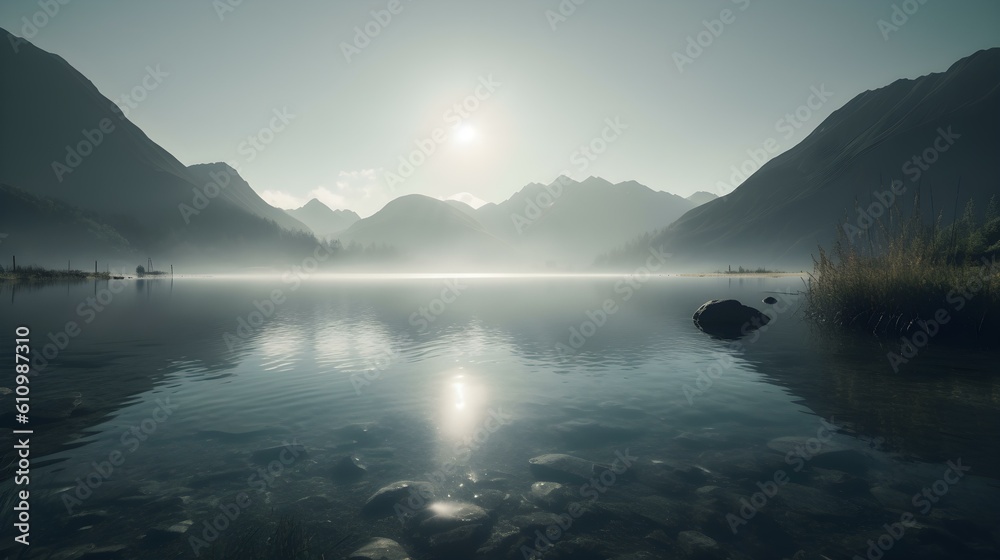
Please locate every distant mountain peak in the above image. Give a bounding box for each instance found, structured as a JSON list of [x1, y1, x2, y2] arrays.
[[550, 174, 578, 186], [686, 191, 719, 206], [302, 198, 329, 210]]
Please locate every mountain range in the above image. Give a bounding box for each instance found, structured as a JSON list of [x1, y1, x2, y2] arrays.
[[1, 25, 996, 272], [642, 48, 1000, 270], [285, 200, 360, 240]]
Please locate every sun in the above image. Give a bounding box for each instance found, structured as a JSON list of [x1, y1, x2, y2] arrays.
[[454, 124, 476, 143]]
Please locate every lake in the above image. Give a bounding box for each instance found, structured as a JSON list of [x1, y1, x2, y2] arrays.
[[3, 275, 999, 560]]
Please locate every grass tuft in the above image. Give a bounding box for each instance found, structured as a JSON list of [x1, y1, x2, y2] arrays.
[[806, 194, 1000, 337]]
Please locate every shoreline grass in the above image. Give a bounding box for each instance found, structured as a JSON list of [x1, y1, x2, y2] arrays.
[[0, 265, 112, 281], [714, 265, 787, 274], [806, 195, 1000, 338]]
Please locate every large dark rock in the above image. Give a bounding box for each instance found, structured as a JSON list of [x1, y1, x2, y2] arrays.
[[692, 299, 770, 338]]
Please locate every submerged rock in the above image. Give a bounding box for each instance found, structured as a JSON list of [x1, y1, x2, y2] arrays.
[[692, 299, 770, 338], [331, 455, 367, 480], [408, 501, 491, 554], [363, 480, 435, 515], [472, 489, 511, 513], [427, 524, 489, 554], [528, 481, 576, 510], [413, 501, 490, 534], [528, 453, 596, 483], [348, 537, 411, 560], [475, 520, 522, 558], [677, 530, 725, 559]]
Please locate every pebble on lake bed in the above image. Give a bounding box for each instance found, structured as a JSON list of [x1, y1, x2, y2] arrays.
[[348, 537, 412, 560]]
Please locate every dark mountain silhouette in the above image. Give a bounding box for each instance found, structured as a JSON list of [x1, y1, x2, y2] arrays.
[[0, 27, 319, 268], [285, 199, 360, 239], [187, 163, 312, 234], [649, 48, 1000, 270]]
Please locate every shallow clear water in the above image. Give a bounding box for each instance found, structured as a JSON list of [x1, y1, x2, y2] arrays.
[[3, 276, 999, 559]]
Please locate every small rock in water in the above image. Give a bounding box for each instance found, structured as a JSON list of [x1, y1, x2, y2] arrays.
[[528, 481, 575, 510], [331, 455, 367, 480], [348, 537, 412, 560], [363, 480, 435, 515], [413, 501, 490, 535], [427, 524, 490, 555], [472, 489, 510, 511], [528, 453, 596, 483], [677, 530, 725, 559], [644, 529, 671, 548], [763, 296, 778, 304], [475, 520, 521, 558]]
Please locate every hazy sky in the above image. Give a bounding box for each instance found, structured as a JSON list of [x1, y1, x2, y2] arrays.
[[2, 1, 998, 217]]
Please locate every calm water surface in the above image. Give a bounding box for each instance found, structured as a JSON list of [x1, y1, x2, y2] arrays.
[[2, 276, 998, 559]]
